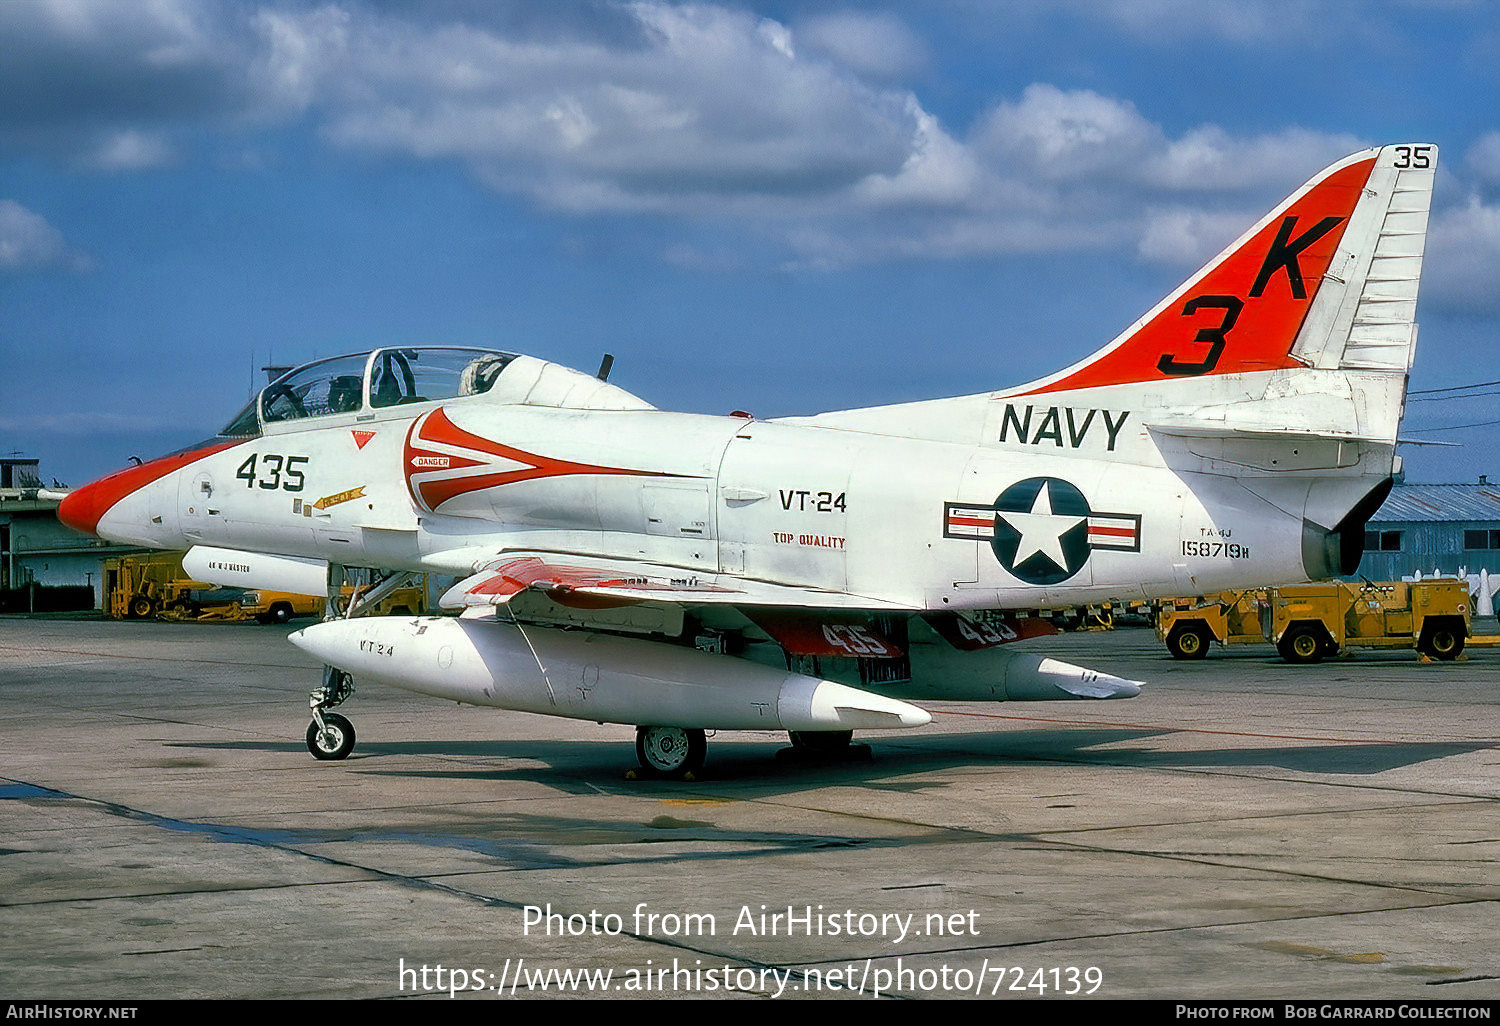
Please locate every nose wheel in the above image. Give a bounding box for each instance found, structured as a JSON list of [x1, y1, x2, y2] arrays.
[[634, 725, 706, 779], [307, 712, 356, 760], [307, 666, 356, 760]]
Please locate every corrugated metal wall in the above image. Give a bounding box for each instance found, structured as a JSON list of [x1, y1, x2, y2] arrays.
[[1355, 521, 1500, 580]]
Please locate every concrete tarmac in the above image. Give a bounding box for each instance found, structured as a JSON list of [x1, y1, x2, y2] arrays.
[[1, 615, 1496, 1000]]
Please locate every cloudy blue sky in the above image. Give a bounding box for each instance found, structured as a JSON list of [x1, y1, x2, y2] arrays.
[[3, 0, 1498, 488]]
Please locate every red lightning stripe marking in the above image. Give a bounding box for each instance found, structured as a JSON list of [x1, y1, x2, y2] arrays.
[[404, 407, 673, 512]]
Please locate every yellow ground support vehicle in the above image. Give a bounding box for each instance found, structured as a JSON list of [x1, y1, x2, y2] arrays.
[[104, 553, 202, 620], [105, 553, 426, 624], [203, 589, 322, 624], [1265, 579, 1469, 664], [333, 582, 427, 620], [106, 555, 310, 623], [1157, 580, 1471, 663], [162, 584, 426, 624], [1156, 590, 1268, 659]]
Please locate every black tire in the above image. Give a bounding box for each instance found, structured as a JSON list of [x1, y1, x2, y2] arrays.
[[307, 713, 356, 760], [788, 730, 854, 753], [1418, 622, 1465, 661], [634, 726, 706, 778], [1166, 621, 1212, 660], [269, 603, 293, 625], [1278, 624, 1327, 664], [128, 594, 154, 619]]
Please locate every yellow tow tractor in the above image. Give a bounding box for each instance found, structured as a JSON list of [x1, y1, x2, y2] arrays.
[[1265, 579, 1469, 664], [104, 553, 202, 620], [1157, 579, 1472, 663], [1156, 589, 1269, 660]]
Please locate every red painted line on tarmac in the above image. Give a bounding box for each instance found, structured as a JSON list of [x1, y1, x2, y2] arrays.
[[929, 707, 1413, 745]]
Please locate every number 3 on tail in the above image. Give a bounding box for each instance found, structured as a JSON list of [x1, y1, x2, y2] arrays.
[[1157, 294, 1243, 376]]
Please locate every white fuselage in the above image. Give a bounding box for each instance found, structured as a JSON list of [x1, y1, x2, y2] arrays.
[[99, 385, 1340, 613]]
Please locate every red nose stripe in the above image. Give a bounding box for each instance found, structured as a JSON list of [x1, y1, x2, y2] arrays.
[[57, 439, 241, 536]]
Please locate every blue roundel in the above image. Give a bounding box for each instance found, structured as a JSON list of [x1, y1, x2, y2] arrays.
[[990, 477, 1092, 585]]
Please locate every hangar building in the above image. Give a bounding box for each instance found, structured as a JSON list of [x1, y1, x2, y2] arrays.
[[0, 458, 140, 610], [1357, 478, 1500, 582]]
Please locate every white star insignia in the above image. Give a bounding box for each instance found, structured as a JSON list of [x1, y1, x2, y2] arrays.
[[999, 481, 1085, 571]]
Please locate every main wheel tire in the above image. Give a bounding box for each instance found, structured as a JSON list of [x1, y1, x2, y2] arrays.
[[128, 595, 154, 619], [788, 730, 854, 753], [1279, 625, 1326, 664], [1166, 621, 1211, 660], [635, 726, 706, 778], [307, 713, 356, 760], [1419, 625, 1465, 661]]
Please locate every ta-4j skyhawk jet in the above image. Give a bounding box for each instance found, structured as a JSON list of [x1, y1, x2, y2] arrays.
[[59, 143, 1435, 777]]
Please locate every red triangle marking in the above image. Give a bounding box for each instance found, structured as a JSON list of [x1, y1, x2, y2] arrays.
[[352, 430, 375, 450]]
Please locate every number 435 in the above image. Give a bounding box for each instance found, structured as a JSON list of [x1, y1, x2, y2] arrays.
[[236, 453, 308, 492]]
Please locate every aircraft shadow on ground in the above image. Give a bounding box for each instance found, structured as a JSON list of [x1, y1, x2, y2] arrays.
[[174, 726, 1493, 795]]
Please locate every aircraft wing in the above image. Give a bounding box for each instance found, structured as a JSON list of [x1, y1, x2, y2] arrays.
[[440, 552, 918, 612]]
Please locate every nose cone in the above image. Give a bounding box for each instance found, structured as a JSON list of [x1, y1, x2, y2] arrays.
[[808, 680, 933, 729], [56, 439, 240, 541], [58, 461, 168, 537], [57, 480, 114, 536]]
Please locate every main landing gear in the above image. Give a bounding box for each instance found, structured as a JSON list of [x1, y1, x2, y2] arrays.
[[779, 730, 871, 764], [633, 725, 707, 779], [627, 726, 871, 779]]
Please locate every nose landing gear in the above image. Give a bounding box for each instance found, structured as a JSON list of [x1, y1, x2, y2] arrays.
[[307, 666, 356, 760], [300, 563, 422, 762]]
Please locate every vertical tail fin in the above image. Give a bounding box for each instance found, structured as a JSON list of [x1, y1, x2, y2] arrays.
[[1002, 146, 1435, 581], [791, 145, 1434, 465], [1014, 143, 1435, 418]]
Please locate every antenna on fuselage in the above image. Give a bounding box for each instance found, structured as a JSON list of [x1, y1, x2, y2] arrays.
[[596, 353, 614, 381]]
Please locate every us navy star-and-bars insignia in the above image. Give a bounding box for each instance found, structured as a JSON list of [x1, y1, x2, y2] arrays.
[[943, 477, 1141, 585]]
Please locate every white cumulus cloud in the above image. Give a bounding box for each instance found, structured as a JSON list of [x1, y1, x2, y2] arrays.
[[295, 2, 924, 214], [2, 0, 1482, 283], [84, 129, 177, 170], [0, 201, 91, 272], [794, 11, 928, 80], [1424, 194, 1500, 313]]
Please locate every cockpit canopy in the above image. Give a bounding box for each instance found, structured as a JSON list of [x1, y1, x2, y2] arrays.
[[221, 347, 651, 437]]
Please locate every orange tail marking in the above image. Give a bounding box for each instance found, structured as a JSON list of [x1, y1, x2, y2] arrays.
[[1022, 156, 1376, 396]]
